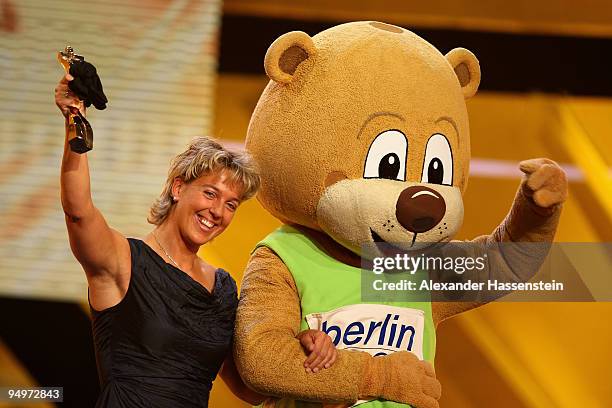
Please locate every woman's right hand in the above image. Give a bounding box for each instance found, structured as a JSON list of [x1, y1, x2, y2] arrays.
[[297, 329, 338, 373], [54, 74, 85, 118]]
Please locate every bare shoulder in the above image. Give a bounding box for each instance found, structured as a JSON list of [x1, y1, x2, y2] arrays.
[[200, 259, 218, 275], [196, 258, 219, 293]]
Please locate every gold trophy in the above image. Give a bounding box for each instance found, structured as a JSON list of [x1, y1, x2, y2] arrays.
[[58, 46, 94, 153]]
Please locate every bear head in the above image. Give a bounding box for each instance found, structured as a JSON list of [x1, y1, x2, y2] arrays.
[[246, 21, 480, 258]]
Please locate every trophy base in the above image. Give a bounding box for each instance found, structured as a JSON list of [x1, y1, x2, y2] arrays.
[[68, 111, 93, 154], [69, 136, 93, 154]]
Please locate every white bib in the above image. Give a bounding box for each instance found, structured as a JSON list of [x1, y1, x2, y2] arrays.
[[306, 303, 424, 359]]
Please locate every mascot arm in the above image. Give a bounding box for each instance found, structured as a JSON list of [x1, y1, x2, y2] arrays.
[[235, 246, 369, 403], [489, 158, 566, 243], [434, 158, 567, 324], [235, 247, 442, 407]]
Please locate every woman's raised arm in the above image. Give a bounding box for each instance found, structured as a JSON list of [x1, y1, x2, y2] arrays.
[[56, 74, 130, 310]]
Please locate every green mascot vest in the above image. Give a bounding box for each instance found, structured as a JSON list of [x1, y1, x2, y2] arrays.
[[256, 225, 436, 408]]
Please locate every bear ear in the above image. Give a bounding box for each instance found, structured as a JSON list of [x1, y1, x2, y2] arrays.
[[264, 31, 316, 84], [445, 48, 481, 99]]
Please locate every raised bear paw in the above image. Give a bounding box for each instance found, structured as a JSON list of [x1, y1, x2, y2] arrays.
[[519, 158, 568, 211]]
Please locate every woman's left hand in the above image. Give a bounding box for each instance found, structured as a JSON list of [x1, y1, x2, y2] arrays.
[[297, 329, 338, 373], [55, 74, 85, 118]]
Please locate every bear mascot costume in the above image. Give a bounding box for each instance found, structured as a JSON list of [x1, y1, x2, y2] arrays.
[[234, 21, 567, 408]]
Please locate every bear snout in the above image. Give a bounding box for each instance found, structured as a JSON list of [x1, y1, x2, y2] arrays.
[[396, 186, 446, 233]]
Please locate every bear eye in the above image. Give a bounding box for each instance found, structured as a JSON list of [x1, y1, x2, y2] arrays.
[[364, 130, 407, 181], [421, 133, 453, 186]]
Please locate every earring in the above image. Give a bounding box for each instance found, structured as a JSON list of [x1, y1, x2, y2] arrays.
[[173, 196, 178, 202]]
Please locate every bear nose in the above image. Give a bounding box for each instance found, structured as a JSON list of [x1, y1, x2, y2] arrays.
[[396, 186, 446, 233]]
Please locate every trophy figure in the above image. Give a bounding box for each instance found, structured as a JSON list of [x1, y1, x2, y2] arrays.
[[57, 46, 107, 153]]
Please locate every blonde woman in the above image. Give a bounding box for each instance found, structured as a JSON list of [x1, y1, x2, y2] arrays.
[[55, 74, 336, 407]]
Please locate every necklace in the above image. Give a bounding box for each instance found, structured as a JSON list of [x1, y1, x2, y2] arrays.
[[152, 231, 180, 269]]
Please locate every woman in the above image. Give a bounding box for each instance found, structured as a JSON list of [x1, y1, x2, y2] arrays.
[[55, 74, 337, 407]]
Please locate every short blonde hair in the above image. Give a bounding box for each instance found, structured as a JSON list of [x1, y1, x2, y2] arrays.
[[148, 136, 260, 225]]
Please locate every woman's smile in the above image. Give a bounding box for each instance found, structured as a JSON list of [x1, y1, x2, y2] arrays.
[[195, 213, 216, 231]]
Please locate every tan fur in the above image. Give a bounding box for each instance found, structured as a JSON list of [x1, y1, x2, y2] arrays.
[[246, 22, 479, 231], [236, 21, 567, 406], [235, 246, 371, 403]]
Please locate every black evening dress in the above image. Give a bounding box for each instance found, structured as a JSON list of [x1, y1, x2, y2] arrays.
[[91, 238, 238, 407]]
